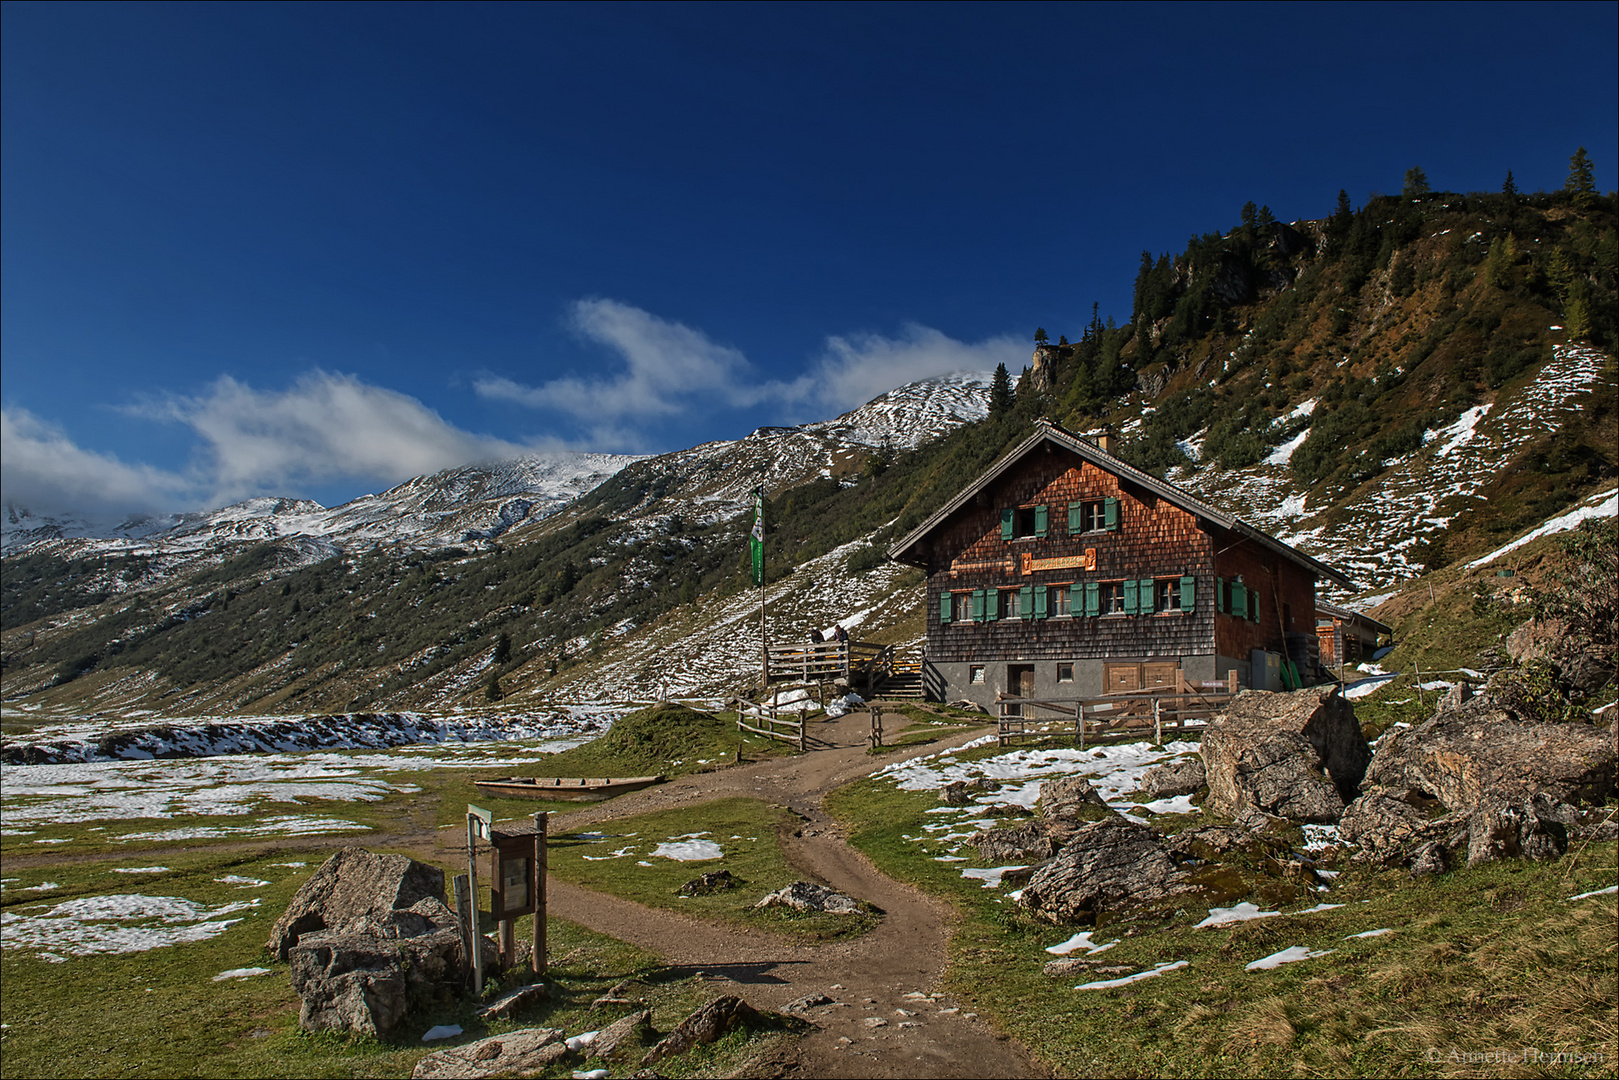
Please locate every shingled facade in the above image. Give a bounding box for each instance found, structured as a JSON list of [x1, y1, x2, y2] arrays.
[[888, 421, 1354, 709]]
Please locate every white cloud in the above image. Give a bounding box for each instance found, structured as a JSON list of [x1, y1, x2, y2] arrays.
[[140, 372, 535, 507], [3, 373, 545, 519], [479, 299, 1024, 432], [1, 407, 188, 518], [782, 323, 1024, 415]]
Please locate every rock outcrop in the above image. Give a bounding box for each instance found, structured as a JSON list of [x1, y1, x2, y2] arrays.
[[754, 881, 861, 915], [1201, 688, 1369, 825], [1135, 756, 1207, 800], [267, 848, 450, 962], [1016, 818, 1192, 923], [1339, 695, 1616, 870], [270, 848, 474, 1038], [411, 1028, 568, 1079], [642, 997, 767, 1066]]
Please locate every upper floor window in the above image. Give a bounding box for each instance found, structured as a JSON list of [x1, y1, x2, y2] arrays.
[[1156, 578, 1183, 613], [1001, 505, 1048, 540], [1069, 497, 1120, 534]]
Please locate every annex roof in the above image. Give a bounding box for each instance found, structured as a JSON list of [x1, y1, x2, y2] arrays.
[[888, 419, 1356, 590], [1316, 599, 1394, 637]]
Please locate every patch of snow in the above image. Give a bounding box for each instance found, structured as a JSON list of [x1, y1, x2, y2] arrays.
[[650, 839, 722, 861], [1045, 932, 1119, 956], [0, 893, 261, 958], [1075, 960, 1189, 990], [1196, 902, 1281, 928], [1246, 946, 1335, 971], [1568, 885, 1617, 902], [1465, 489, 1617, 569], [421, 1025, 463, 1042], [212, 966, 274, 981], [1346, 928, 1393, 939]]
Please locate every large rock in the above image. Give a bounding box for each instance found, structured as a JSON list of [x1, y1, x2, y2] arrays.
[[754, 881, 860, 915], [290, 920, 465, 1038], [1135, 756, 1207, 800], [411, 1028, 568, 1079], [592, 1008, 652, 1059], [967, 818, 1079, 864], [642, 996, 765, 1066], [1201, 688, 1368, 825], [1016, 818, 1192, 923], [1037, 776, 1109, 818], [1339, 695, 1616, 869], [267, 847, 450, 961]]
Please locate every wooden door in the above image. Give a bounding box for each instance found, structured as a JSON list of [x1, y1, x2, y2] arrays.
[[1105, 663, 1141, 694], [1142, 662, 1180, 690]]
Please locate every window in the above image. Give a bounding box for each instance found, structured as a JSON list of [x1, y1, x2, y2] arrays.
[[1050, 585, 1071, 617], [1099, 581, 1124, 614], [1000, 588, 1021, 619], [1156, 578, 1181, 612], [1001, 504, 1049, 540], [970, 665, 986, 684], [1057, 662, 1074, 683], [1068, 497, 1120, 534]]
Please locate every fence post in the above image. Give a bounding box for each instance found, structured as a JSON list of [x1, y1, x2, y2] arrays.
[[799, 706, 807, 752], [532, 811, 547, 975], [1153, 696, 1162, 746], [1078, 703, 1086, 752]]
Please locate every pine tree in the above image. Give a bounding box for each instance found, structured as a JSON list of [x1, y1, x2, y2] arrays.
[[989, 363, 1014, 417], [1034, 327, 1049, 344], [1502, 169, 1518, 198], [1402, 166, 1430, 199], [1565, 281, 1593, 342], [1256, 205, 1276, 230], [494, 631, 512, 665], [1566, 147, 1597, 208]]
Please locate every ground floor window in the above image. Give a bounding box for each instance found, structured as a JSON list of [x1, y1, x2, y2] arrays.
[[1057, 662, 1074, 683], [970, 665, 985, 684]]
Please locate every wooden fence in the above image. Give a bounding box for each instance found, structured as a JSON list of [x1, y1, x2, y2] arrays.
[[996, 676, 1236, 749], [736, 704, 810, 752], [764, 640, 894, 688]]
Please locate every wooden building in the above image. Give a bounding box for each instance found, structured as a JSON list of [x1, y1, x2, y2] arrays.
[[1315, 600, 1393, 673], [887, 420, 1355, 709]]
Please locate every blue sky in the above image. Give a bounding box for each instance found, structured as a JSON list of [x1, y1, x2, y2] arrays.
[[4, 1, 1616, 518]]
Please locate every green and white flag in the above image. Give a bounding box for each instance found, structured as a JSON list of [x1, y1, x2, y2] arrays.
[[749, 488, 765, 586]]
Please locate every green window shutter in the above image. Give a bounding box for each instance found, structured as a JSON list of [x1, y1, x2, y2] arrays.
[[985, 590, 999, 622], [1231, 582, 1247, 620], [1248, 590, 1260, 623], [1033, 584, 1048, 619], [1000, 508, 1015, 540], [1104, 497, 1120, 531], [1181, 574, 1196, 613], [1020, 585, 1034, 620], [939, 592, 952, 624], [1085, 581, 1100, 616], [971, 589, 985, 622], [1034, 505, 1048, 538], [1122, 578, 1139, 615], [1215, 577, 1226, 614], [1143, 578, 1157, 612], [1068, 501, 1081, 534]]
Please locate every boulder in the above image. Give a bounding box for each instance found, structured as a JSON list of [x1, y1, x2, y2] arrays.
[[592, 1008, 652, 1059], [754, 881, 860, 915], [290, 923, 465, 1039], [967, 819, 1079, 864], [1201, 688, 1369, 825], [1135, 756, 1207, 800], [1339, 695, 1616, 869], [939, 778, 1000, 806], [1358, 697, 1615, 810], [267, 847, 450, 961], [1037, 776, 1109, 818], [411, 1028, 568, 1079], [679, 870, 742, 896], [1016, 818, 1192, 924], [642, 996, 765, 1066], [477, 982, 550, 1021]]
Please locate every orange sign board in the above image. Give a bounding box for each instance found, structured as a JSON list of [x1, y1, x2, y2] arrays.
[[1020, 549, 1096, 575]]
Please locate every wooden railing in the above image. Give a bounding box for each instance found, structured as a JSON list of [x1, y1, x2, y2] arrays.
[[736, 703, 810, 752], [996, 677, 1236, 748], [764, 640, 893, 687]]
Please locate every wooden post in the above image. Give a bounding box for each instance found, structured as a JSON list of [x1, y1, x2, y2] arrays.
[[453, 873, 474, 988], [1414, 660, 1425, 708], [1153, 696, 1162, 746], [1078, 702, 1086, 752], [532, 812, 547, 975], [466, 812, 485, 993], [869, 704, 883, 748], [798, 706, 807, 752]]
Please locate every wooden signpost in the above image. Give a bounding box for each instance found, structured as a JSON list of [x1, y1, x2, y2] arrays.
[[460, 804, 548, 992]]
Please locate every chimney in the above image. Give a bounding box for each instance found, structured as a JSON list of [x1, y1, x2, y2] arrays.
[[1095, 427, 1115, 455]]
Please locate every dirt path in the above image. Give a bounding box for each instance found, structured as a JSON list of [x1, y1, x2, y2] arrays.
[[7, 710, 1046, 1077], [498, 711, 1046, 1079]]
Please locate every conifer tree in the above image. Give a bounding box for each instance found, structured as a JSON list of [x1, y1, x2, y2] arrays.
[[1402, 167, 1430, 199], [1034, 327, 1049, 344], [1566, 147, 1597, 208], [989, 363, 1014, 417], [1502, 169, 1518, 198], [1256, 205, 1276, 230]]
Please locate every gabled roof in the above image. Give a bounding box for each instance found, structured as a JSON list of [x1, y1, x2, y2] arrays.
[[1316, 599, 1394, 636], [888, 419, 1355, 590]]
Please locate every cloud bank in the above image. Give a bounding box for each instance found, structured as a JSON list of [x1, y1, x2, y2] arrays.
[[3, 372, 540, 519], [477, 299, 1023, 441]]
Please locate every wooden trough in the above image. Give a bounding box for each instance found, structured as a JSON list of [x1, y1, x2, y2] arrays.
[[472, 775, 666, 801]]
